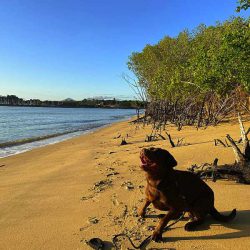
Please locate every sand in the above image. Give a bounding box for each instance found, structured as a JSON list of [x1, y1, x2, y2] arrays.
[[0, 119, 250, 250]]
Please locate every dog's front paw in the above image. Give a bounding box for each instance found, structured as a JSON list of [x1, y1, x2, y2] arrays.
[[151, 230, 163, 242]]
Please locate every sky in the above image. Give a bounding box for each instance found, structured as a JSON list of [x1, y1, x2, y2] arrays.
[[0, 0, 249, 101]]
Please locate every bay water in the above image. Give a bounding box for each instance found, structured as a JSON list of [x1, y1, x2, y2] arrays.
[[0, 106, 136, 158]]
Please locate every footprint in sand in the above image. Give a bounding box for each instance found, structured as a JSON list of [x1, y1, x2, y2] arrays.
[[80, 194, 94, 201], [106, 167, 119, 177], [81, 178, 114, 203], [91, 179, 113, 193], [121, 181, 135, 190]]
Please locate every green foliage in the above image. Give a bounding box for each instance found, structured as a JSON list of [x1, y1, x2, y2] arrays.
[[236, 0, 250, 12], [190, 18, 250, 94], [128, 17, 250, 101]]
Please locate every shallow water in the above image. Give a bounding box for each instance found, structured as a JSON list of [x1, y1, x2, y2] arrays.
[[0, 106, 136, 158]]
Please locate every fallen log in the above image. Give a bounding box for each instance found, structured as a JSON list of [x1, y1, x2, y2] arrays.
[[189, 114, 250, 184]]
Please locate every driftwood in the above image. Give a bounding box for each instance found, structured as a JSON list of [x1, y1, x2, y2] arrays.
[[120, 138, 128, 145], [145, 135, 157, 142], [214, 139, 228, 147], [166, 132, 175, 147], [164, 132, 184, 147], [188, 159, 246, 183], [145, 129, 158, 142], [113, 134, 121, 139], [144, 130, 184, 148], [189, 114, 250, 184], [158, 133, 166, 140], [237, 127, 250, 143], [176, 138, 184, 147]]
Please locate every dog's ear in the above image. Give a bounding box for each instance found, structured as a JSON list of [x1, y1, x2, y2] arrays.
[[166, 152, 177, 168], [162, 149, 177, 169]]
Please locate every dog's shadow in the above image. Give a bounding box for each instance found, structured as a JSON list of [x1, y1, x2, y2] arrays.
[[162, 209, 250, 242], [102, 210, 250, 250]]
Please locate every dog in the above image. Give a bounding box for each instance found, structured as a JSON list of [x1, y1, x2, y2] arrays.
[[139, 147, 236, 242]]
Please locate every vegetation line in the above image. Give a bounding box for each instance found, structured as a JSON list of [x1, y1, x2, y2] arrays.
[[128, 17, 250, 129]]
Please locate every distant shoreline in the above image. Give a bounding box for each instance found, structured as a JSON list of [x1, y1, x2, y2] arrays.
[[0, 104, 139, 109], [0, 95, 144, 109]]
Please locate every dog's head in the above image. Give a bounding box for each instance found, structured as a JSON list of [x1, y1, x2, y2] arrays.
[[140, 147, 177, 175]]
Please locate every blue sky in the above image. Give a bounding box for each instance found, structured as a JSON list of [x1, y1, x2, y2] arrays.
[[0, 0, 249, 100]]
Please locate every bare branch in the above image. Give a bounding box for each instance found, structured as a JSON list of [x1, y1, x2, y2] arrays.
[[166, 132, 175, 147], [121, 73, 148, 103], [226, 134, 246, 164], [238, 113, 249, 156]]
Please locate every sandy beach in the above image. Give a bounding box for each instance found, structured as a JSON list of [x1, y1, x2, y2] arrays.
[[1, 119, 250, 250]]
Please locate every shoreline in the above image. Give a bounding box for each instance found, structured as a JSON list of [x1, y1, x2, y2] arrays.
[[1, 119, 250, 249]]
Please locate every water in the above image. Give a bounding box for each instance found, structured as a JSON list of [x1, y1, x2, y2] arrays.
[[0, 106, 136, 158]]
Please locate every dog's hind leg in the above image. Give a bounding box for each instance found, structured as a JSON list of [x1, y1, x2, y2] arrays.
[[184, 217, 205, 231], [184, 196, 212, 231], [138, 199, 151, 218]]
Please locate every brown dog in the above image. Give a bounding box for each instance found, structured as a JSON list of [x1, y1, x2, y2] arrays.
[[139, 147, 236, 242]]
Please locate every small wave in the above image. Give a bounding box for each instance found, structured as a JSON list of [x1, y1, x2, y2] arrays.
[[0, 131, 87, 159], [111, 115, 130, 119], [0, 122, 108, 149], [0, 130, 81, 148]]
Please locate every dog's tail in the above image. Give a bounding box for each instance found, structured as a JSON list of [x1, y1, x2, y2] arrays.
[[209, 207, 236, 222]]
